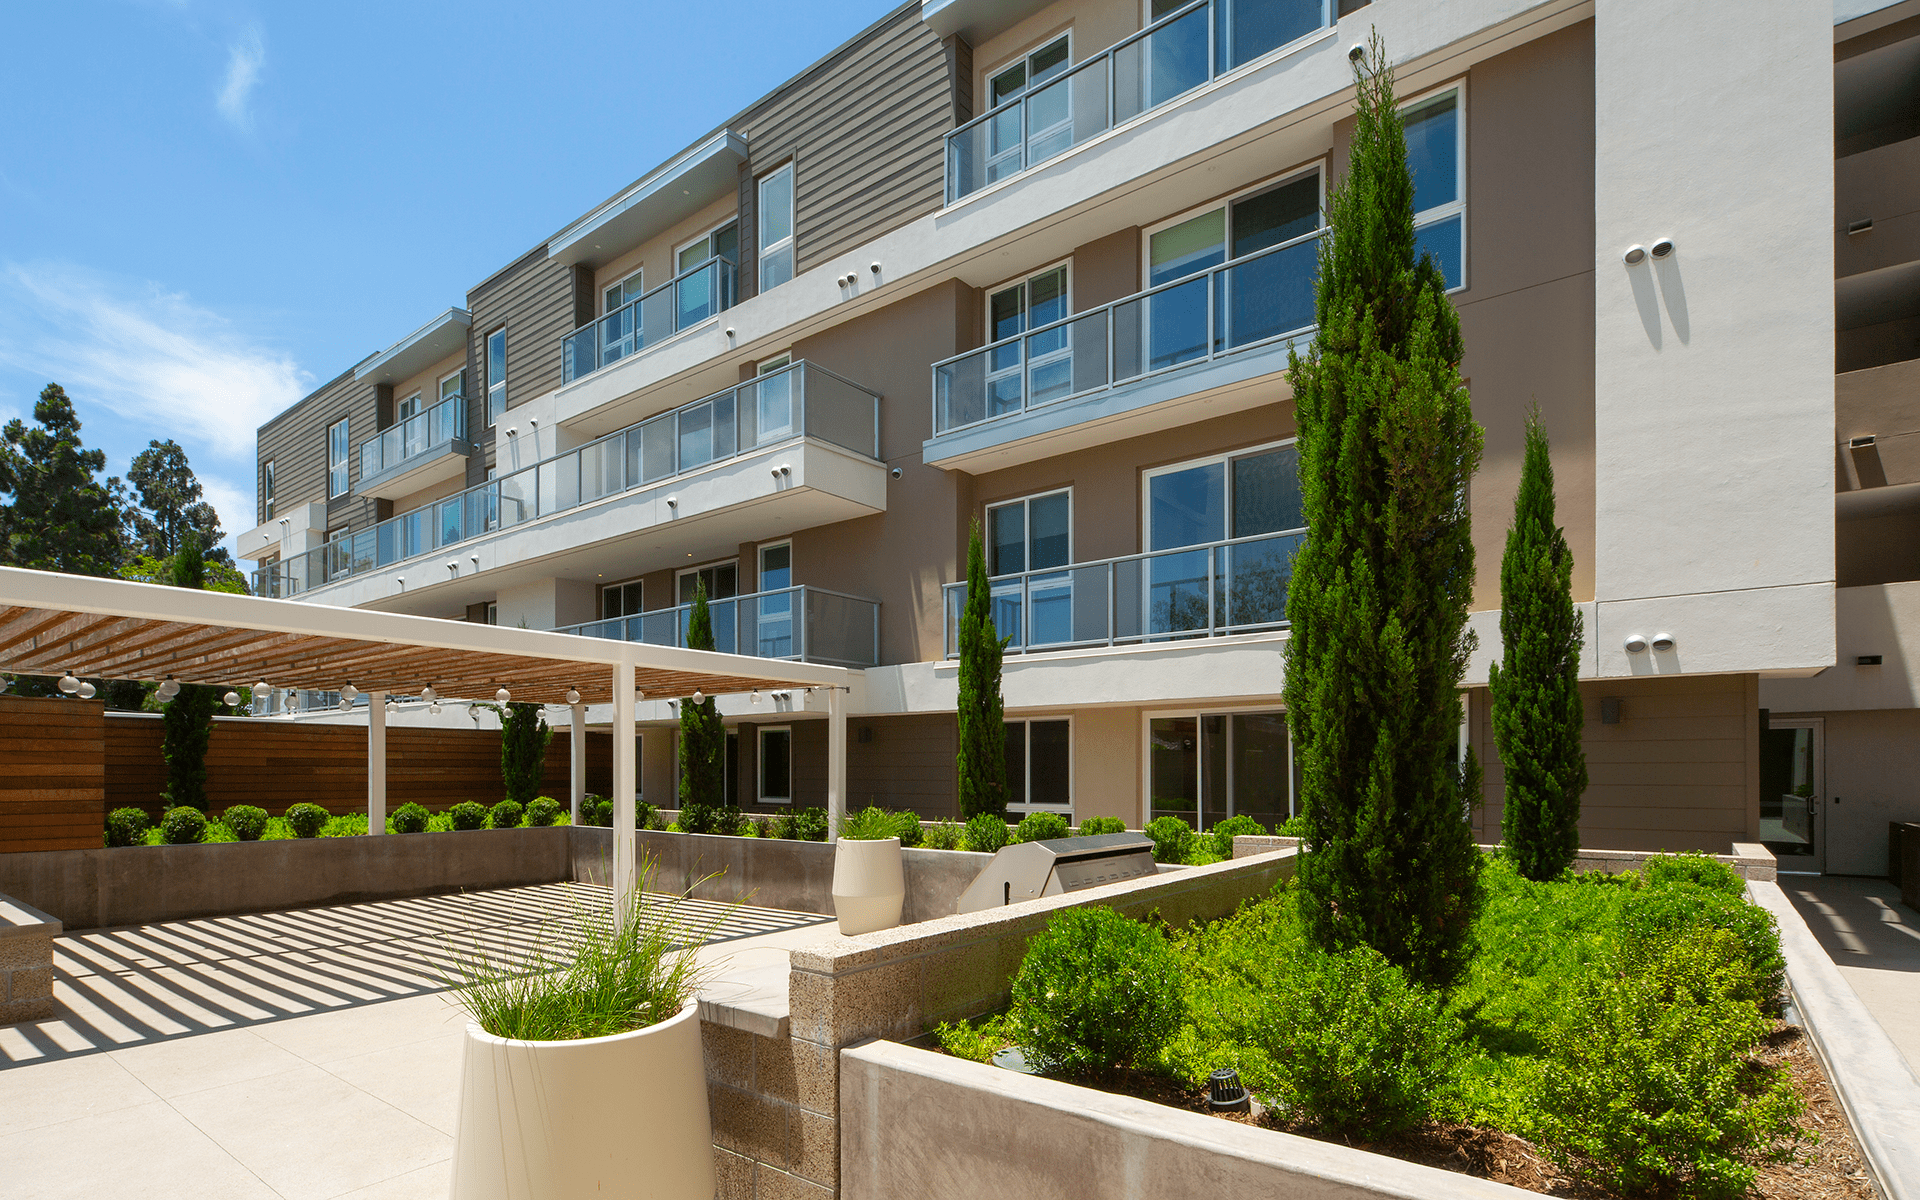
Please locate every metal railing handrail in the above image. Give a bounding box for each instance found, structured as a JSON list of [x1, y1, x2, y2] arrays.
[[551, 583, 880, 638], [561, 253, 737, 383], [360, 393, 467, 476], [929, 228, 1324, 435], [552, 583, 883, 668]]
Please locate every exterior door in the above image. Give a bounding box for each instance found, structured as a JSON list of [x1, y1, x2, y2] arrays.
[[1759, 718, 1824, 873]]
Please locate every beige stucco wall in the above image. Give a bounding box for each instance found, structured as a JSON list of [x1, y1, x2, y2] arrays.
[[1068, 704, 1138, 825]]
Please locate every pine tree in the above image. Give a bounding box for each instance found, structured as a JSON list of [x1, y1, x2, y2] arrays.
[[1488, 407, 1587, 881], [956, 519, 1007, 819], [1282, 34, 1486, 991], [127, 439, 230, 565], [678, 580, 727, 818], [159, 534, 221, 810], [499, 702, 554, 806], [0, 383, 129, 575]]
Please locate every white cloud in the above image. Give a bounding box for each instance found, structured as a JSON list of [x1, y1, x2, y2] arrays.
[[216, 27, 265, 131]]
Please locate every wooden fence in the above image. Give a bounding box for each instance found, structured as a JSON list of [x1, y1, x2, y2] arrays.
[[0, 695, 107, 853]]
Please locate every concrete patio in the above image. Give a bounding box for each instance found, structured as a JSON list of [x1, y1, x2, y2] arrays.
[[1782, 873, 1920, 1073], [0, 883, 831, 1200]]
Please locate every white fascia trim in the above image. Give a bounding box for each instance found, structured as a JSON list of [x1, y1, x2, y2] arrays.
[[548, 130, 750, 265], [353, 308, 472, 384]]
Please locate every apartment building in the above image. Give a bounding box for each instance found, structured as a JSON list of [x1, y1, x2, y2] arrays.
[[239, 0, 1913, 874]]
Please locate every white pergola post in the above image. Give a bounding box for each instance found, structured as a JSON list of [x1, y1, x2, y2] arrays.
[[569, 701, 586, 825], [827, 684, 846, 832], [367, 691, 387, 835], [611, 665, 636, 920]]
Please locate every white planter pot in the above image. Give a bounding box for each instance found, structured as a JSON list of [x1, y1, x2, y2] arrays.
[[450, 1000, 713, 1200], [833, 836, 905, 935]]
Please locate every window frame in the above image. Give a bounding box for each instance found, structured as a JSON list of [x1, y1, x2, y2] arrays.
[[756, 163, 796, 293], [599, 576, 644, 620], [1400, 80, 1467, 294], [757, 725, 794, 805], [756, 539, 793, 591], [1004, 714, 1074, 815], [1140, 704, 1295, 831], [261, 459, 275, 521], [677, 557, 741, 605], [1140, 436, 1300, 552], [985, 259, 1074, 339], [396, 391, 423, 422], [1140, 162, 1326, 290], [326, 417, 350, 499], [676, 219, 739, 273], [485, 327, 507, 427], [985, 31, 1072, 110], [984, 486, 1073, 577], [438, 366, 465, 403], [603, 268, 644, 315]]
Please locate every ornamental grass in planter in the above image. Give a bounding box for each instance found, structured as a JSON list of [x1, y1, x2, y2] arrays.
[[833, 806, 913, 935], [441, 860, 728, 1200]]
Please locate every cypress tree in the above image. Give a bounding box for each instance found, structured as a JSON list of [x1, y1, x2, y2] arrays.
[[678, 580, 726, 817], [1488, 407, 1587, 881], [500, 702, 553, 805], [159, 534, 220, 810], [1282, 34, 1486, 991], [956, 519, 1007, 819]]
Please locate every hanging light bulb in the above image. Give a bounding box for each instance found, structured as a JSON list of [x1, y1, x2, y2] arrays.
[[58, 671, 79, 694], [156, 675, 180, 701], [495, 687, 511, 704], [565, 688, 581, 705], [750, 688, 760, 704], [255, 681, 270, 700], [338, 694, 352, 711], [341, 682, 359, 702], [429, 702, 442, 715], [691, 689, 705, 704], [77, 681, 97, 699], [421, 684, 438, 704], [223, 690, 241, 707]]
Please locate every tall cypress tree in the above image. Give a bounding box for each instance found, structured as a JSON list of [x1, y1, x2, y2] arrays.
[[1488, 408, 1587, 881], [1282, 34, 1486, 991], [956, 519, 1007, 819], [500, 702, 553, 805], [678, 580, 726, 818], [160, 534, 221, 810]]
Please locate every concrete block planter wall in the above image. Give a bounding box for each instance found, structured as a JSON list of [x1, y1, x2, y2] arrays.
[[0, 892, 58, 1023]]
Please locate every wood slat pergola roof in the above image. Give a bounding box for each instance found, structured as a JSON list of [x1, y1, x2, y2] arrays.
[[0, 566, 856, 705]]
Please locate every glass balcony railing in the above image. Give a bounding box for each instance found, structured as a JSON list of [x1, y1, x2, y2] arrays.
[[945, 0, 1334, 205], [359, 394, 466, 482], [561, 255, 737, 384], [555, 586, 880, 669], [942, 531, 1303, 656], [254, 361, 880, 598], [932, 229, 1320, 437]]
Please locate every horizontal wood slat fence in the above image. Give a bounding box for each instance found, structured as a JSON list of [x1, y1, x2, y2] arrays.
[[2, 696, 614, 852]]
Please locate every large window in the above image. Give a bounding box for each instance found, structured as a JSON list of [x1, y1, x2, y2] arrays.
[[679, 560, 739, 604], [486, 328, 507, 426], [1143, 441, 1302, 635], [600, 578, 643, 620], [987, 489, 1071, 646], [756, 541, 794, 658], [986, 34, 1072, 177], [986, 264, 1071, 411], [603, 269, 644, 315], [326, 418, 350, 498], [1404, 87, 1465, 291], [1148, 709, 1291, 831], [261, 459, 275, 521], [757, 165, 795, 292], [759, 726, 793, 804], [1006, 717, 1071, 813]]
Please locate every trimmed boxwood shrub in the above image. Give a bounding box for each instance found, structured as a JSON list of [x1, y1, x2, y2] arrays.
[[775, 806, 830, 842], [489, 799, 525, 829], [1208, 813, 1266, 860], [160, 806, 208, 845], [1011, 906, 1184, 1078], [285, 803, 330, 839], [1620, 883, 1785, 1004], [223, 805, 269, 841], [448, 801, 488, 831], [105, 807, 151, 848], [1144, 815, 1193, 864], [390, 802, 430, 834], [921, 820, 963, 850], [963, 813, 1010, 854], [1014, 811, 1070, 843], [1076, 816, 1126, 837], [527, 797, 563, 827]]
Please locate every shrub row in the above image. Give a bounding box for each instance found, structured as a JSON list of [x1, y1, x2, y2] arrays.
[[103, 796, 577, 846]]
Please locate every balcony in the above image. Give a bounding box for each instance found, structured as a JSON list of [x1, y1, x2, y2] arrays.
[[943, 532, 1301, 657], [556, 586, 879, 669], [944, 0, 1335, 205], [255, 361, 882, 601], [355, 394, 469, 500], [562, 256, 737, 385], [926, 231, 1318, 469]]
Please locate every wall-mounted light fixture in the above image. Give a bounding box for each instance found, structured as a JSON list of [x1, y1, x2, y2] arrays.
[[505, 427, 517, 437], [869, 262, 882, 276], [1857, 655, 1883, 666], [1650, 633, 1675, 653], [1348, 42, 1365, 62], [1650, 238, 1674, 259], [1600, 697, 1623, 725], [1622, 244, 1646, 265], [665, 496, 678, 508], [1624, 634, 1649, 654]]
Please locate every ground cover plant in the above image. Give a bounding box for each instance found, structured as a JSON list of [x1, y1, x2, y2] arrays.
[[938, 854, 1814, 1199], [122, 799, 573, 844]]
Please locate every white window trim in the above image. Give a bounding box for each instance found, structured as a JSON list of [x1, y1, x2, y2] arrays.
[[986, 258, 1074, 331], [599, 576, 644, 618], [757, 163, 796, 291], [757, 352, 792, 375], [985, 486, 1073, 576], [1140, 436, 1299, 550], [1141, 161, 1326, 290], [326, 418, 350, 499], [603, 268, 644, 314], [438, 366, 465, 401], [485, 328, 507, 427], [261, 459, 275, 520], [756, 538, 793, 589], [1006, 714, 1074, 815], [1139, 704, 1295, 831], [986, 30, 1072, 109], [1401, 80, 1467, 294], [676, 219, 737, 273], [397, 391, 424, 421], [758, 725, 794, 805]]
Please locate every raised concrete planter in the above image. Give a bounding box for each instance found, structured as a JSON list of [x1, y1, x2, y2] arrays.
[[831, 837, 904, 935], [452, 1000, 714, 1200], [841, 1039, 1532, 1200], [1231, 836, 1779, 881], [0, 892, 58, 1023]]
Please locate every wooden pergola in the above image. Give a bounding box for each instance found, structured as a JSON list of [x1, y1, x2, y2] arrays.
[[0, 566, 857, 910]]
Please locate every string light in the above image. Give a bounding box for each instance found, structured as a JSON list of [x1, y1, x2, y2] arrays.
[[341, 682, 359, 702], [156, 676, 180, 701], [223, 690, 241, 707], [421, 684, 439, 704], [76, 681, 96, 699], [565, 688, 581, 705], [58, 671, 79, 694], [495, 687, 511, 704]]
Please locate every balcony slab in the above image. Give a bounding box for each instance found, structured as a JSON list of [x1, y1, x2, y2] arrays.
[[355, 439, 471, 501]]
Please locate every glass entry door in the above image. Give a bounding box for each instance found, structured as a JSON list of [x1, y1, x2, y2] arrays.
[[1148, 709, 1291, 831], [1759, 718, 1823, 872]]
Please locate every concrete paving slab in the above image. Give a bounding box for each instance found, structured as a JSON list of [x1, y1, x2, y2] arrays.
[[320, 1029, 465, 1137], [0, 1048, 158, 1136], [0, 1098, 279, 1200], [1783, 874, 1920, 1073], [110, 1026, 310, 1099]]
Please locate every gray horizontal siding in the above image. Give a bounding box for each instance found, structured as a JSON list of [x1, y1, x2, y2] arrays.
[[256, 367, 379, 531], [466, 244, 576, 474]]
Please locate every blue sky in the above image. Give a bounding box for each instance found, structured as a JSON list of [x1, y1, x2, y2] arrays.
[[0, 0, 896, 550]]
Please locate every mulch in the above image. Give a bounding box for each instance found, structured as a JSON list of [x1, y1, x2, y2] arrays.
[[1069, 1022, 1875, 1199]]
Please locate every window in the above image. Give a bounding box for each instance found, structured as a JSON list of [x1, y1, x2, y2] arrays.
[[1148, 709, 1292, 831], [678, 221, 739, 272], [1005, 717, 1071, 812], [485, 329, 507, 426], [396, 392, 422, 421], [986, 489, 1071, 646], [326, 525, 352, 581], [603, 269, 644, 315], [751, 353, 796, 445], [439, 368, 464, 404], [261, 459, 275, 521], [600, 578, 644, 621], [327, 418, 350, 498], [986, 34, 1072, 174], [679, 560, 739, 604], [989, 35, 1070, 110], [485, 602, 498, 625], [1143, 442, 1303, 634], [758, 726, 793, 804], [757, 164, 795, 292], [1404, 87, 1464, 291], [986, 263, 1071, 410], [755, 541, 794, 657], [677, 221, 738, 328]]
